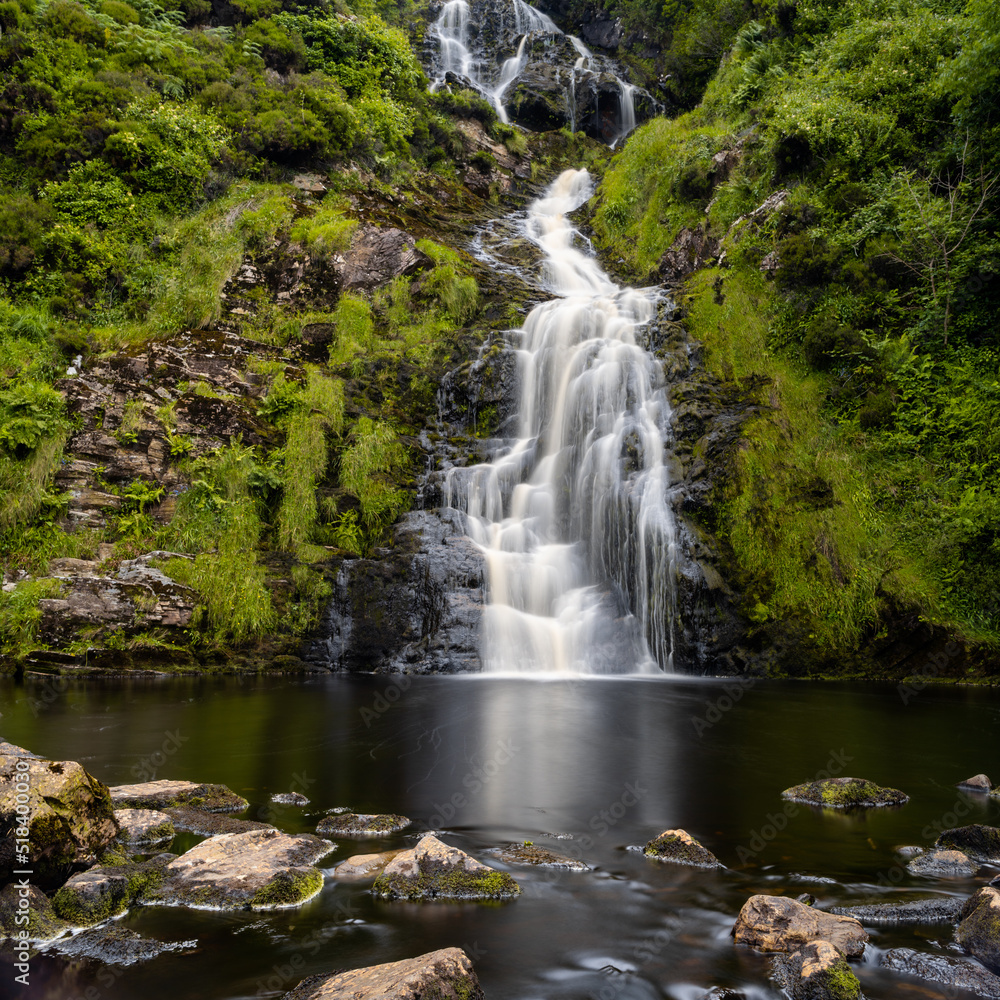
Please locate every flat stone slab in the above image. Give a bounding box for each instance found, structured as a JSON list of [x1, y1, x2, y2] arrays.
[[281, 947, 484, 1000], [115, 809, 175, 845], [957, 887, 1000, 974], [881, 947, 1000, 998], [937, 824, 1000, 862], [109, 780, 248, 813], [488, 844, 590, 870], [907, 848, 980, 877], [830, 896, 964, 925], [644, 829, 723, 868], [372, 835, 520, 900], [333, 851, 403, 880], [317, 813, 410, 837], [144, 829, 334, 910], [165, 805, 273, 836], [781, 777, 908, 809], [732, 894, 868, 958], [48, 925, 197, 967]]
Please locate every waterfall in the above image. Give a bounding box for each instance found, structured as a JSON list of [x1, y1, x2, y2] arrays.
[[446, 170, 679, 675]]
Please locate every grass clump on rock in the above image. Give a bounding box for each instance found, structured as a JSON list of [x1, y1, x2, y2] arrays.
[[781, 777, 908, 809]]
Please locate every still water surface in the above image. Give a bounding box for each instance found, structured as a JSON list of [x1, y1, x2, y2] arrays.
[[1, 675, 998, 1000]]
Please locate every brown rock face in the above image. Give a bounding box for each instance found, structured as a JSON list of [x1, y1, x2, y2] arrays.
[[658, 228, 720, 281], [0, 746, 119, 887], [341, 225, 431, 291], [771, 940, 863, 999], [281, 947, 484, 1000], [732, 895, 868, 958]]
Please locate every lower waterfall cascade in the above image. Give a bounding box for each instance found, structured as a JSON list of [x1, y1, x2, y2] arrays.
[[446, 169, 681, 675]]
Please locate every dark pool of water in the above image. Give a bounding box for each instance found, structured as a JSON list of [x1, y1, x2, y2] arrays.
[[1, 674, 998, 1000]]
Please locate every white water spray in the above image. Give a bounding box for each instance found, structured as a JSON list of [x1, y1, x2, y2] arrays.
[[446, 170, 680, 675]]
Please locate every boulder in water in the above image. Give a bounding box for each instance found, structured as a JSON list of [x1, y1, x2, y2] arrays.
[[906, 848, 979, 877], [53, 853, 176, 926], [49, 923, 197, 966], [829, 896, 964, 925], [333, 851, 403, 880], [109, 779, 248, 813], [316, 813, 411, 837], [115, 808, 174, 845], [957, 887, 1000, 974], [958, 773, 993, 792], [644, 829, 723, 868], [770, 940, 863, 999], [488, 843, 590, 869], [732, 895, 868, 957], [880, 947, 1000, 998], [279, 947, 484, 1000], [164, 805, 273, 836], [936, 824, 1000, 861], [780, 777, 908, 809]]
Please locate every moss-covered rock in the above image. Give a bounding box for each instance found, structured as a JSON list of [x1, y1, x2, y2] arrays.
[[114, 808, 175, 845], [316, 813, 411, 837], [956, 887, 1000, 974], [770, 940, 863, 999], [781, 777, 908, 810], [109, 779, 248, 813], [372, 834, 520, 901], [52, 853, 175, 926], [936, 824, 1000, 862], [643, 828, 723, 868], [0, 882, 69, 943]]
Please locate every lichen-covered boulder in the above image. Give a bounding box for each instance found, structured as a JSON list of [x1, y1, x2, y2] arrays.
[[143, 829, 333, 910], [109, 779, 248, 813], [881, 947, 1000, 998], [643, 829, 723, 868], [489, 843, 590, 870], [781, 777, 908, 809], [770, 940, 863, 999], [115, 809, 174, 845], [956, 887, 1000, 973], [0, 743, 119, 886], [53, 853, 175, 926], [371, 835, 520, 900], [936, 824, 1000, 862], [906, 848, 979, 877], [830, 896, 963, 926], [316, 813, 410, 837], [0, 882, 69, 943], [280, 947, 484, 1000], [732, 895, 868, 958]]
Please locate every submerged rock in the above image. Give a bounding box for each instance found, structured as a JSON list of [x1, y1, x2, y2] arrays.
[[936, 824, 1000, 862], [53, 853, 175, 926], [488, 844, 590, 869], [115, 809, 175, 845], [48, 924, 197, 967], [957, 887, 1000, 974], [781, 777, 908, 809], [732, 895, 868, 958], [829, 896, 964, 926], [333, 851, 403, 880], [109, 780, 248, 813], [271, 792, 310, 806], [0, 883, 69, 943], [371, 834, 520, 900], [770, 940, 863, 999], [643, 829, 723, 868], [144, 829, 333, 910], [280, 946, 484, 1000], [164, 806, 273, 836], [958, 774, 993, 792], [316, 813, 411, 837], [0, 745, 119, 886], [881, 947, 1000, 998], [906, 848, 979, 878]]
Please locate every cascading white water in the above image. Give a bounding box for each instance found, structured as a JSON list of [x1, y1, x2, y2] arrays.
[[446, 170, 680, 675]]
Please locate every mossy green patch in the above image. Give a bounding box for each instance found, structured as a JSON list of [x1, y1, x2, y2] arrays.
[[782, 778, 908, 809], [372, 863, 520, 901], [249, 868, 324, 910]]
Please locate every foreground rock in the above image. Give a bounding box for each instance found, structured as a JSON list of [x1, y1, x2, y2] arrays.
[[957, 887, 1000, 973], [830, 896, 964, 925], [144, 829, 333, 910], [644, 829, 723, 868], [488, 844, 590, 870], [165, 806, 273, 836], [109, 780, 248, 813], [0, 883, 69, 942], [770, 940, 863, 999], [49, 924, 197, 967], [881, 947, 1000, 998], [0, 744, 119, 885], [732, 895, 868, 957], [333, 851, 402, 880], [53, 854, 175, 926], [316, 813, 410, 837], [115, 809, 175, 845], [281, 947, 483, 1000], [372, 835, 520, 900], [781, 777, 908, 809], [907, 848, 979, 877], [958, 774, 993, 792], [937, 825, 1000, 862]]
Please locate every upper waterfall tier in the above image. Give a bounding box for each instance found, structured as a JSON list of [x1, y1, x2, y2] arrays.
[[446, 170, 679, 675], [428, 0, 655, 145]]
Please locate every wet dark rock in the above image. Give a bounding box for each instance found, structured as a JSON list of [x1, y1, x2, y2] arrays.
[[906, 848, 979, 878], [958, 774, 993, 792], [698, 990, 747, 1000], [643, 828, 723, 868], [48, 924, 197, 967], [109, 780, 249, 813], [164, 806, 273, 836], [937, 825, 1000, 862], [0, 883, 69, 942], [316, 813, 411, 837], [0, 745, 119, 887], [341, 225, 432, 291], [272, 792, 310, 806], [770, 940, 863, 999], [280, 947, 484, 1000], [579, 17, 623, 49], [957, 887, 1000, 974], [488, 843, 590, 869], [658, 227, 721, 281], [114, 809, 175, 845], [732, 895, 868, 958], [781, 777, 908, 810], [371, 834, 520, 900], [880, 947, 1000, 998], [53, 853, 176, 926], [829, 896, 964, 926]]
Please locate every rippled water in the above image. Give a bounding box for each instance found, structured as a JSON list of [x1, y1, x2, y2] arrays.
[[2, 675, 999, 999]]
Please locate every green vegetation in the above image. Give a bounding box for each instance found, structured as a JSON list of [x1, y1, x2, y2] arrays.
[[249, 868, 324, 909], [595, 0, 1000, 666]]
